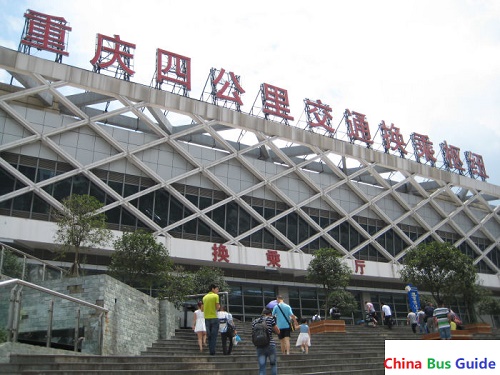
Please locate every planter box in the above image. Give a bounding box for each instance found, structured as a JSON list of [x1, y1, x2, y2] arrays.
[[309, 320, 346, 334], [464, 323, 492, 334], [422, 330, 472, 340]]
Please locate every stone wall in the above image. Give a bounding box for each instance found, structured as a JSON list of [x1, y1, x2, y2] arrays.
[[0, 275, 178, 356]]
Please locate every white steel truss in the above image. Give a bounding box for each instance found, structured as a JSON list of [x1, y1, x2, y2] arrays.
[[0, 46, 499, 276]]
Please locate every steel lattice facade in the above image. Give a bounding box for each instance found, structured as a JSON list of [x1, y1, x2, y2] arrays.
[[0, 46, 499, 298]]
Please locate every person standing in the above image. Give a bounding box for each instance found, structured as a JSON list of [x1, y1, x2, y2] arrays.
[[381, 302, 393, 329], [272, 295, 297, 355], [295, 318, 311, 354], [433, 302, 452, 340], [252, 308, 280, 375], [202, 284, 220, 355], [192, 301, 206, 352], [407, 310, 417, 334], [217, 305, 236, 355]]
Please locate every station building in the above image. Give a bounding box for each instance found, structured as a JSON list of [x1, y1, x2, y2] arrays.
[[0, 46, 499, 324]]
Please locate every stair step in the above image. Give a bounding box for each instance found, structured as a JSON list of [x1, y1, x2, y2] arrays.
[[2, 322, 497, 374]]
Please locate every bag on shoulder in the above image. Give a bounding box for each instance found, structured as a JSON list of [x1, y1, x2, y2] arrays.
[[252, 317, 271, 347], [226, 322, 235, 337]]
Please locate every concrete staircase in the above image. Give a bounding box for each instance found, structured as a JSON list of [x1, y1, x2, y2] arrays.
[[1, 323, 498, 375]]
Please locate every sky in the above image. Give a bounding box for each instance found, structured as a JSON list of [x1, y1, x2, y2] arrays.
[[1, 0, 500, 188]]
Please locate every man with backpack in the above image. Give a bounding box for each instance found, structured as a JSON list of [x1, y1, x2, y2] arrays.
[[252, 308, 280, 375]]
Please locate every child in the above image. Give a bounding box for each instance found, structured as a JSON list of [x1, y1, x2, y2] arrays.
[[295, 318, 311, 354]]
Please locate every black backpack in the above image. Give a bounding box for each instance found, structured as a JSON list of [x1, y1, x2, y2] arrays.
[[252, 317, 271, 347]]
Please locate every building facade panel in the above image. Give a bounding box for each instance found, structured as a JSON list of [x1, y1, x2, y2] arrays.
[[0, 46, 499, 322]]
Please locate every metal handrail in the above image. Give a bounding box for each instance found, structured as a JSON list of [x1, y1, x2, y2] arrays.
[[0, 278, 108, 354], [0, 242, 68, 280]]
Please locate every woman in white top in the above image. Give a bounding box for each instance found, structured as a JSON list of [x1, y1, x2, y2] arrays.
[[217, 305, 236, 355], [192, 301, 207, 352]]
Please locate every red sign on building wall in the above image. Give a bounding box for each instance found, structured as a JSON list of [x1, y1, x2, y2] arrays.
[[90, 34, 136, 80], [305, 99, 335, 133], [345, 109, 374, 147], [212, 243, 230, 263], [20, 9, 72, 62], [379, 121, 408, 157], [261, 83, 294, 124], [15, 8, 490, 182], [156, 49, 191, 95]]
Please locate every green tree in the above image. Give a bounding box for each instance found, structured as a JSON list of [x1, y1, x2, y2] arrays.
[[477, 294, 500, 322], [0, 328, 7, 343], [399, 241, 477, 306], [0, 247, 23, 279], [307, 248, 352, 318], [159, 265, 196, 309], [328, 289, 358, 318], [109, 230, 172, 294], [191, 266, 229, 295], [53, 195, 112, 277]]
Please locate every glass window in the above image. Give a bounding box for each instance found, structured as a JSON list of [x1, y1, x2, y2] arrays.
[[52, 179, 71, 201], [224, 202, 238, 237], [120, 207, 137, 228], [36, 168, 55, 182], [13, 192, 32, 212], [238, 207, 251, 234], [32, 194, 49, 214], [108, 180, 122, 195], [136, 192, 153, 219], [0, 168, 15, 196], [123, 183, 138, 197], [18, 165, 36, 182], [199, 196, 212, 210], [71, 175, 90, 195]]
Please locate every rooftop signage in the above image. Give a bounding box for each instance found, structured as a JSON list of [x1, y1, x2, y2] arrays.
[[16, 9, 489, 182]]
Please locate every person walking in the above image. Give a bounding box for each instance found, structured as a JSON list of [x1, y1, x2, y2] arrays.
[[407, 310, 417, 334], [424, 302, 435, 333], [433, 302, 452, 340], [381, 302, 393, 329], [202, 283, 220, 355], [417, 308, 427, 334], [295, 318, 311, 354], [252, 308, 280, 375], [192, 301, 206, 352], [272, 295, 297, 355], [217, 305, 236, 355], [364, 301, 378, 326]]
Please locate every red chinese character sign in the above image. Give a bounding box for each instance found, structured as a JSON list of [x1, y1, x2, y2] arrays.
[[90, 34, 136, 81], [156, 49, 191, 96], [201, 68, 245, 111], [266, 250, 281, 268], [410, 132, 437, 166], [212, 243, 230, 263], [379, 121, 408, 157], [19, 9, 72, 63], [354, 259, 366, 275], [344, 109, 373, 148], [305, 99, 335, 134], [440, 141, 465, 175], [260, 83, 294, 125], [465, 151, 489, 181]]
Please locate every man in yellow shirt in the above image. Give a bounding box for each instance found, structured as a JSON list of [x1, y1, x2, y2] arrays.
[[203, 284, 220, 355]]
